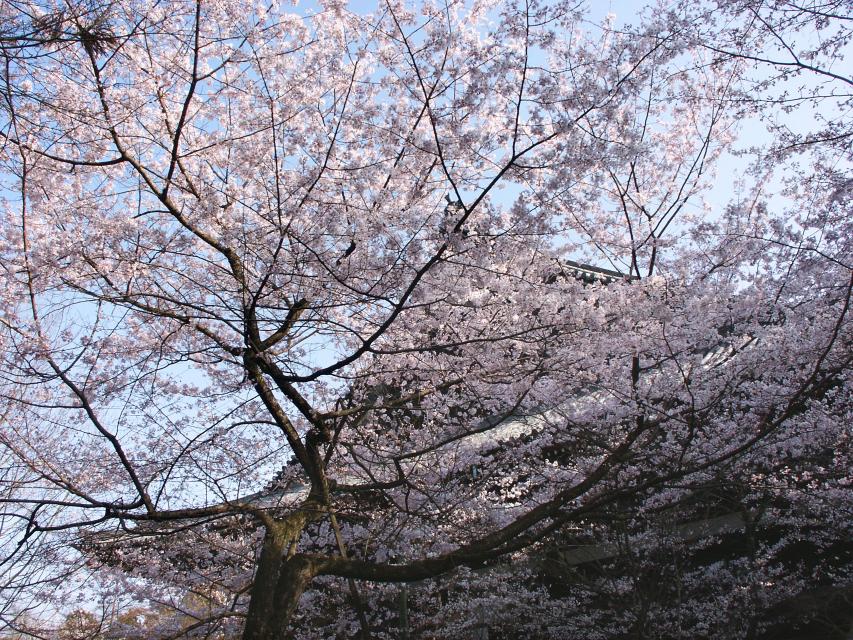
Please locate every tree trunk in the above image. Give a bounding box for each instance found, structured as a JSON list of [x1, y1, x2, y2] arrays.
[[243, 527, 319, 640]]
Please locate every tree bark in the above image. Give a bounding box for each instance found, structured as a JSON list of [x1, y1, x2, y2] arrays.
[[243, 527, 319, 640]]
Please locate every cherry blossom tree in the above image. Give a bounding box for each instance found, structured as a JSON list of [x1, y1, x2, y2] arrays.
[[0, 0, 850, 638]]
